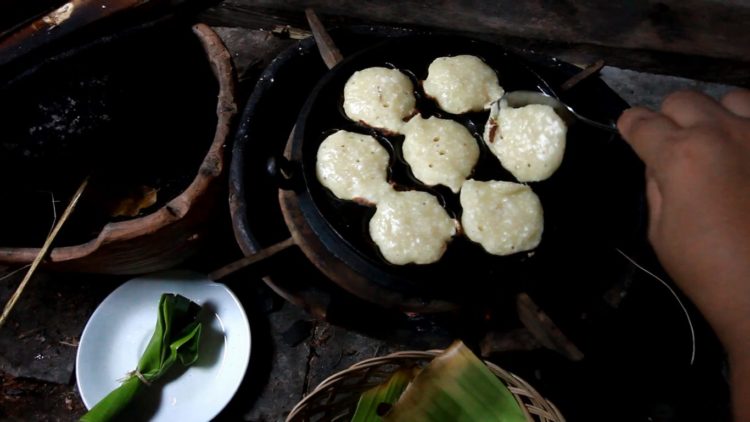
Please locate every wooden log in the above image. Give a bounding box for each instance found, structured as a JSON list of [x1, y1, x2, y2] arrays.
[[517, 293, 584, 361], [0, 0, 191, 67], [305, 8, 343, 69], [199, 0, 750, 86], [204, 0, 749, 60], [208, 237, 296, 281]]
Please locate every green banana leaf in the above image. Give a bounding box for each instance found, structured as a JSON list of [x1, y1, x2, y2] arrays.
[[384, 341, 526, 422], [80, 293, 203, 422], [350, 368, 416, 422]]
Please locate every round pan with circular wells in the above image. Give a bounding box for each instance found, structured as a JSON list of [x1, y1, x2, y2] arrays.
[[286, 34, 646, 307]]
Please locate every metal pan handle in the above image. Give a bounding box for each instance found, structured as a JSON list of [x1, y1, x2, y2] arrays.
[[267, 155, 301, 191]]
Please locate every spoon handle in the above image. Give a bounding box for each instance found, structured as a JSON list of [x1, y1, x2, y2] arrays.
[[569, 109, 620, 134]]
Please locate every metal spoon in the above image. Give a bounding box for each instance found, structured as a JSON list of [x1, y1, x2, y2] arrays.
[[501, 90, 619, 134]]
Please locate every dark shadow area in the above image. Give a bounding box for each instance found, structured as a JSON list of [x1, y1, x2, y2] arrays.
[[213, 279, 279, 421], [193, 302, 224, 369]]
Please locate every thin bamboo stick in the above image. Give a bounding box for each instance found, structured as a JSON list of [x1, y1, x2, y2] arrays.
[[0, 176, 89, 329]]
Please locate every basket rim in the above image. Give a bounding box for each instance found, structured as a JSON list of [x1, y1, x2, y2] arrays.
[[286, 348, 565, 422]]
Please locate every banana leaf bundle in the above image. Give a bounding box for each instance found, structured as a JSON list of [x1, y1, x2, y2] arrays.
[[80, 293, 203, 422], [351, 341, 526, 422]]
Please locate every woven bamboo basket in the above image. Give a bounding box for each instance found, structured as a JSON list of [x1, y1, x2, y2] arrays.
[[286, 349, 565, 422]]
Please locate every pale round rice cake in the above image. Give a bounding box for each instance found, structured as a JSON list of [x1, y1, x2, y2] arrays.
[[460, 179, 543, 256], [484, 102, 566, 182], [316, 130, 392, 204], [423, 55, 504, 114], [402, 115, 479, 193], [369, 190, 456, 265], [343, 67, 416, 133]]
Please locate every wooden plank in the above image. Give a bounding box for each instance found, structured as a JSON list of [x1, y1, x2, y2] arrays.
[[199, 1, 750, 86]]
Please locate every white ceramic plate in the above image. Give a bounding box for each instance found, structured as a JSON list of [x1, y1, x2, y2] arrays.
[[76, 270, 251, 421]]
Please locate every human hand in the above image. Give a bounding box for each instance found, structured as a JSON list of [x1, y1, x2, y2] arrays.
[[617, 90, 750, 357]]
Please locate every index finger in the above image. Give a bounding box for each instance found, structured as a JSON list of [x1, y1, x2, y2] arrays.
[[721, 89, 750, 118], [617, 107, 680, 166]]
